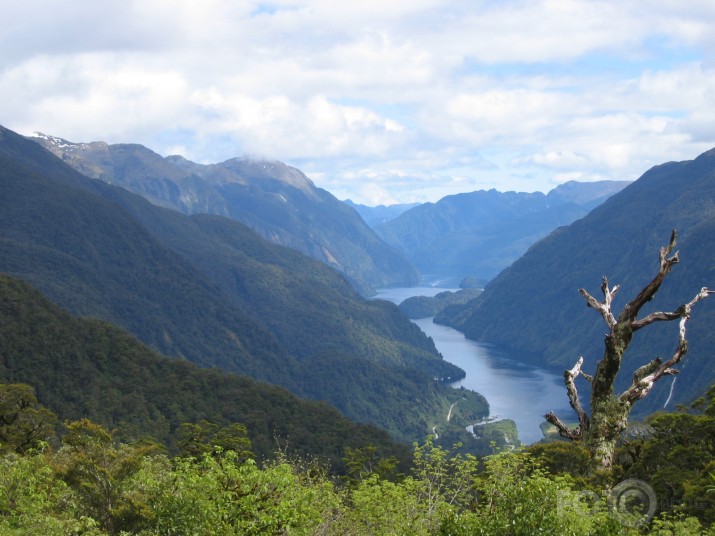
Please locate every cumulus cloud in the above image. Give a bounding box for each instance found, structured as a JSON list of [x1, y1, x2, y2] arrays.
[[2, 0, 715, 202]]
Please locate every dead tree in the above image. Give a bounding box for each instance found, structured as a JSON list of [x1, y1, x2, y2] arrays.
[[545, 230, 713, 470]]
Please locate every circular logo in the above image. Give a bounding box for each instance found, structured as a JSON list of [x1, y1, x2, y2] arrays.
[[608, 479, 657, 527]]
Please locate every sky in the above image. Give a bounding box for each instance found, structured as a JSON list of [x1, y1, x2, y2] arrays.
[[3, 1, 715, 205]]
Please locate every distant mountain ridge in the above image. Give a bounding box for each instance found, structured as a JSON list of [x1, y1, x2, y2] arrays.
[[437, 149, 715, 415], [0, 124, 477, 442], [31, 133, 419, 294], [375, 181, 630, 282], [343, 199, 421, 227]]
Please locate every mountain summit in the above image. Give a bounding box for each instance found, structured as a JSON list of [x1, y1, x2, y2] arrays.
[[31, 133, 419, 293]]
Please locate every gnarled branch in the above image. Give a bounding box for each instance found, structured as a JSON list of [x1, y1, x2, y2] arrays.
[[621, 230, 679, 323], [544, 411, 581, 441], [544, 357, 591, 441], [631, 308, 685, 331], [621, 287, 713, 404], [632, 286, 712, 330], [579, 277, 619, 329], [565, 357, 590, 435]]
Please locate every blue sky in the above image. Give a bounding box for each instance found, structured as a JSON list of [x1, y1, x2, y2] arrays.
[[3, 0, 715, 204]]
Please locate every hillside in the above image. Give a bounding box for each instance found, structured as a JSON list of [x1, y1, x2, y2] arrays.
[[399, 288, 482, 319], [0, 273, 409, 467], [375, 181, 629, 282], [0, 124, 473, 442], [437, 149, 715, 415], [31, 133, 419, 294]]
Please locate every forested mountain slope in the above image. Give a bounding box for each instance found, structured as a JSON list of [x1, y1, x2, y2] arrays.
[[0, 124, 473, 442], [1, 275, 714, 531], [0, 274, 409, 467], [31, 133, 419, 293], [437, 149, 715, 414]]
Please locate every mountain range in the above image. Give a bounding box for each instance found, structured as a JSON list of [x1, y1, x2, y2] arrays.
[[375, 181, 630, 283], [343, 199, 420, 227], [9, 117, 707, 443], [437, 149, 715, 415], [0, 124, 482, 444], [31, 133, 419, 294]]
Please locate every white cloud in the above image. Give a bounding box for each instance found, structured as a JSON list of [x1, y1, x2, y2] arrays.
[[1, 53, 190, 143], [186, 90, 409, 161], [2, 0, 715, 203], [528, 151, 590, 169]]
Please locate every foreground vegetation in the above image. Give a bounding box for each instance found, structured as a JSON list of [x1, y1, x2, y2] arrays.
[[1, 383, 713, 535]]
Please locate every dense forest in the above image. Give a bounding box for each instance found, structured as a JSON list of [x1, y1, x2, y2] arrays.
[[0, 124, 480, 445], [0, 381, 713, 534], [0, 274, 411, 469], [0, 266, 498, 460]]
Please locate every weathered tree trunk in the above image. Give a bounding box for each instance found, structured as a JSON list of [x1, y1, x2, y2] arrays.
[[545, 231, 712, 470], [586, 321, 633, 470]]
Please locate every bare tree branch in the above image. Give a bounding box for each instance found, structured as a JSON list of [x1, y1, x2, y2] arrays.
[[632, 286, 712, 330], [544, 357, 591, 441], [631, 309, 685, 331], [565, 357, 590, 435], [621, 287, 714, 403], [579, 276, 619, 329], [544, 411, 581, 441], [621, 230, 679, 323]]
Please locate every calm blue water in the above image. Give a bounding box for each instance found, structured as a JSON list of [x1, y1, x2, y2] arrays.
[[375, 287, 572, 444]]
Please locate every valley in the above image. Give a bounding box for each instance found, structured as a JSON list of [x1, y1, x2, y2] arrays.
[[2, 123, 715, 532], [375, 287, 571, 444], [4, 3, 715, 530], [5, 121, 713, 451]]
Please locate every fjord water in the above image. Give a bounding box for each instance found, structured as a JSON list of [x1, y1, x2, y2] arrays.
[[375, 287, 571, 444]]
